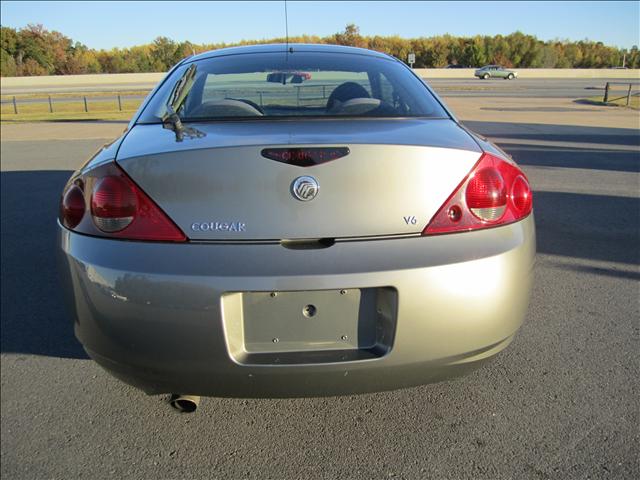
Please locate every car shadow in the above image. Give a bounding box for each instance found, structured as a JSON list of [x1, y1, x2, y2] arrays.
[[464, 121, 640, 173], [533, 191, 639, 265], [464, 121, 640, 147], [1, 170, 89, 359]]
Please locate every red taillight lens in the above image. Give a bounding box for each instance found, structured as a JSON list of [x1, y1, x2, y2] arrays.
[[61, 184, 85, 229], [423, 152, 532, 235], [60, 161, 186, 242], [511, 175, 532, 214], [91, 176, 137, 232], [466, 167, 507, 221]]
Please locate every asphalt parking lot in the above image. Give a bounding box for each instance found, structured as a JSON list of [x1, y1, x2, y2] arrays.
[[1, 89, 639, 479]]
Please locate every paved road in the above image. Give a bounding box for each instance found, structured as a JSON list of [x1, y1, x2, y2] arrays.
[[427, 78, 630, 98], [1, 116, 639, 479]]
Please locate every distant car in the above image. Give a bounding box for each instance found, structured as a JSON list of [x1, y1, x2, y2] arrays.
[[266, 71, 312, 83], [58, 44, 534, 411], [475, 65, 518, 80], [446, 64, 467, 68]]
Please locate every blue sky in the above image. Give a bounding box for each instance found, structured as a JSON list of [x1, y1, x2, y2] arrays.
[[1, 1, 639, 50]]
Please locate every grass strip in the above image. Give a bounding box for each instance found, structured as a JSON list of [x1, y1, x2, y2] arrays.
[[1, 98, 142, 122]]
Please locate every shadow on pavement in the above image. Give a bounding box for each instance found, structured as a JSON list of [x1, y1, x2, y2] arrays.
[[465, 121, 640, 173], [464, 121, 640, 148], [502, 144, 639, 173], [533, 191, 639, 265], [1, 170, 88, 359]]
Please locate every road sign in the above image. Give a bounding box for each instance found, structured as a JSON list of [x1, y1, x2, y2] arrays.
[[408, 53, 415, 67]]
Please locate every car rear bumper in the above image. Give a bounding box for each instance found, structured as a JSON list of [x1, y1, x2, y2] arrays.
[[58, 216, 535, 397]]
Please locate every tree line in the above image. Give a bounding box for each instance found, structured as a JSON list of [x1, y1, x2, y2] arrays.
[[1, 23, 637, 76]]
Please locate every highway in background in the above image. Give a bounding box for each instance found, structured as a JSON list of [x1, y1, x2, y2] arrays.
[[428, 78, 612, 97]]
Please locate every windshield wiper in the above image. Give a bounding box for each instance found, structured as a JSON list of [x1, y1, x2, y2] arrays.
[[162, 64, 204, 141]]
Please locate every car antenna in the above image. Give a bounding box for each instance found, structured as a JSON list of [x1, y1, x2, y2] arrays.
[[284, 0, 292, 60]]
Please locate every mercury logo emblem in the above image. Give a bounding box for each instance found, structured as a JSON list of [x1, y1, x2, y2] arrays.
[[291, 176, 319, 201]]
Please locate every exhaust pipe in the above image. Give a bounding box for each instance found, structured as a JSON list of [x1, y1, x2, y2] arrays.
[[169, 394, 200, 413]]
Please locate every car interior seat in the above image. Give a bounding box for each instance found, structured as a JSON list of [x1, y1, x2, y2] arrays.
[[326, 82, 371, 111]]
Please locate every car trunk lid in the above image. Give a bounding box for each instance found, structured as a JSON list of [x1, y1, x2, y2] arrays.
[[116, 119, 481, 240]]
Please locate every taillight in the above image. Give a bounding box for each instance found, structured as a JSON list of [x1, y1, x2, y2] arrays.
[[423, 152, 532, 235], [511, 175, 533, 214], [465, 167, 507, 221], [91, 176, 137, 232], [60, 184, 85, 229], [59, 161, 186, 242]]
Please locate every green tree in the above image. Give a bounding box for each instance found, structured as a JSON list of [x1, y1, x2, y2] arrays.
[[61, 43, 101, 74], [1, 27, 18, 54], [460, 38, 487, 67], [333, 24, 366, 48], [125, 45, 156, 72], [540, 45, 559, 67], [15, 24, 56, 74], [151, 36, 177, 70], [627, 46, 639, 68], [1, 48, 17, 76]]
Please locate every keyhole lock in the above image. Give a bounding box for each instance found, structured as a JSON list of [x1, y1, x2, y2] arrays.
[[302, 304, 317, 318]]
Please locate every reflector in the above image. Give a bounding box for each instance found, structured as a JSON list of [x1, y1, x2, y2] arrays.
[[61, 185, 85, 229], [511, 175, 532, 214]]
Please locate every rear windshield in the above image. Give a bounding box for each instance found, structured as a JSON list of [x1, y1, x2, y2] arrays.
[[137, 50, 449, 122]]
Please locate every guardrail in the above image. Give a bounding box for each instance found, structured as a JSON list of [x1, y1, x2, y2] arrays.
[[1, 83, 345, 115], [603, 82, 639, 106], [1, 93, 145, 115]]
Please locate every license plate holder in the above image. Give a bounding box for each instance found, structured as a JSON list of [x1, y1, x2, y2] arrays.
[[242, 289, 367, 353], [221, 287, 397, 364]]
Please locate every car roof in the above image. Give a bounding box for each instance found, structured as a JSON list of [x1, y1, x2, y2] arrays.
[[185, 43, 395, 64]]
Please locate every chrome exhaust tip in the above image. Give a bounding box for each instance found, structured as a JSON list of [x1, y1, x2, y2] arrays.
[[169, 394, 200, 413]]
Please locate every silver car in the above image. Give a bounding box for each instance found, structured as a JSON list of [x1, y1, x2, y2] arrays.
[[58, 44, 535, 412], [475, 65, 518, 79]]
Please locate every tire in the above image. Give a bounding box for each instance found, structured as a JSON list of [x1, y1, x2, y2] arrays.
[[507, 73, 515, 80], [482, 73, 489, 79]]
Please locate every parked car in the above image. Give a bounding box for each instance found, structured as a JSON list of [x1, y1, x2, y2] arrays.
[[475, 65, 518, 79], [445, 64, 467, 68], [58, 44, 534, 412]]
